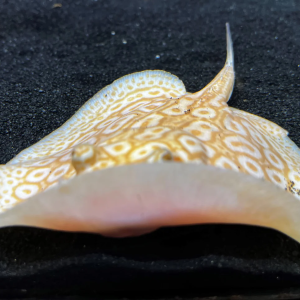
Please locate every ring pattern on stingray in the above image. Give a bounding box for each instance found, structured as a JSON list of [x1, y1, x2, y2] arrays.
[[0, 23, 300, 213]]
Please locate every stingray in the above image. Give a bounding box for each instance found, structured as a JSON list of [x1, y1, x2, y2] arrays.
[[0, 24, 300, 241]]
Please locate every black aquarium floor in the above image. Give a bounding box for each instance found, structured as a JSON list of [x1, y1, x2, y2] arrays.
[[0, 0, 300, 299]]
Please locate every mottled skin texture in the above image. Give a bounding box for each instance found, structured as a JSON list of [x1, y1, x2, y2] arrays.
[[0, 24, 300, 212]]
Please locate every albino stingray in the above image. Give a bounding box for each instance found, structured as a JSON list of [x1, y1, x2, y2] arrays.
[[0, 24, 300, 241]]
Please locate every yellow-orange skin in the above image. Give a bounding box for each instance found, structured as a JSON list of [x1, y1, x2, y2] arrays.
[[0, 24, 300, 213]]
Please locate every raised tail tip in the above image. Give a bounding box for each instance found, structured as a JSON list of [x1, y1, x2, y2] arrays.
[[225, 23, 234, 67]]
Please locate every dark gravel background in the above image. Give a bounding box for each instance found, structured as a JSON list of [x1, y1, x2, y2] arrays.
[[0, 0, 300, 298]]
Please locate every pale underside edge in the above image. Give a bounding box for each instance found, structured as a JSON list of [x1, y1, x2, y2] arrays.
[[0, 163, 300, 242]]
